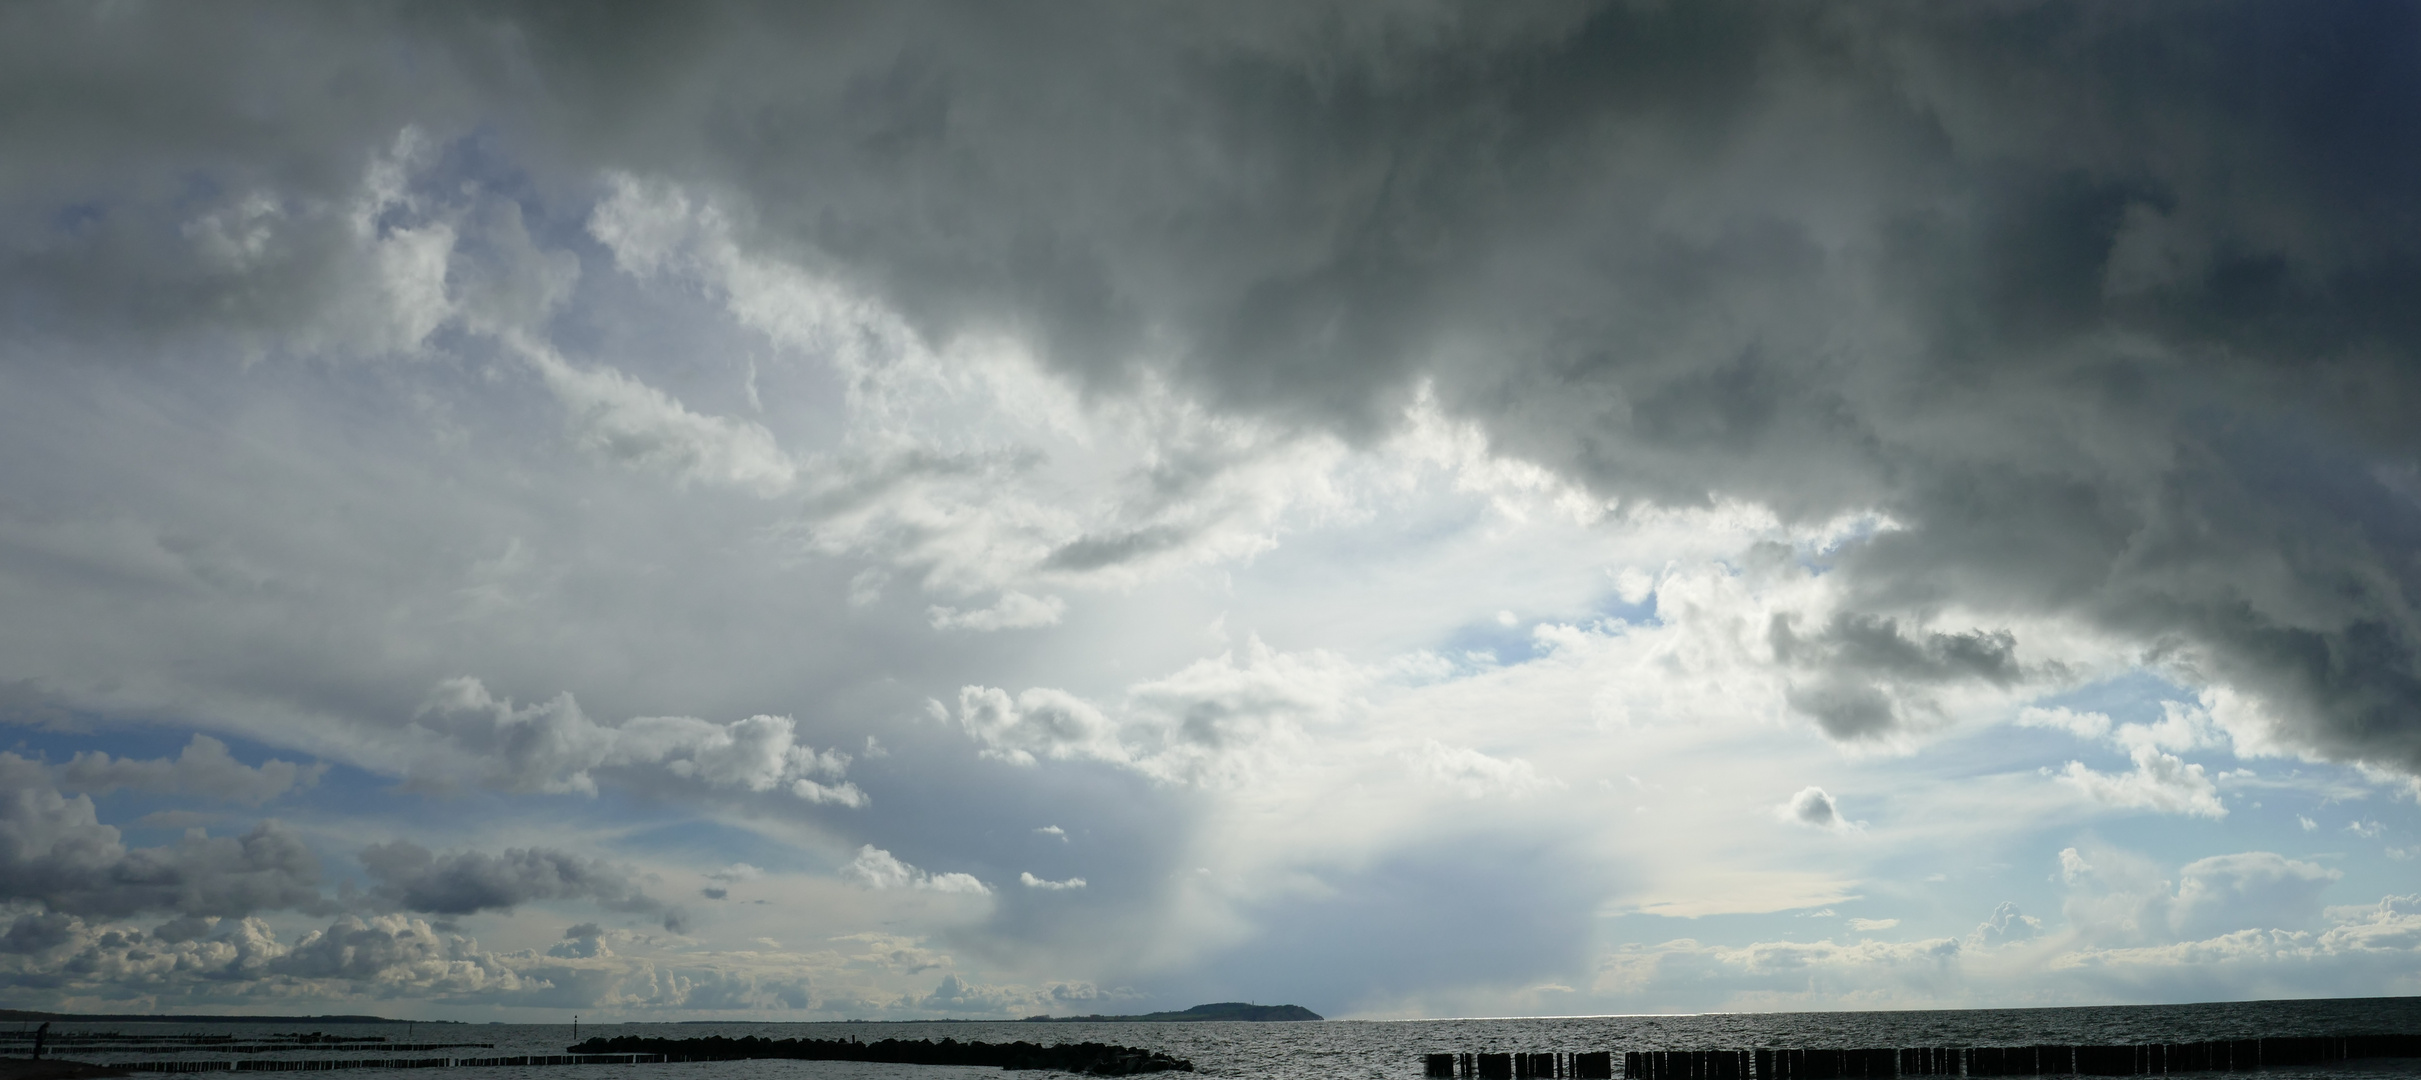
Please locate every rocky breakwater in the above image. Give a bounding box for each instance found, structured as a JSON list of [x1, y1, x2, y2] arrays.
[[566, 1034, 1195, 1075]]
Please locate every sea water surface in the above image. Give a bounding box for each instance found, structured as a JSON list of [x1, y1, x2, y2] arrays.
[[18, 997, 2421, 1080]]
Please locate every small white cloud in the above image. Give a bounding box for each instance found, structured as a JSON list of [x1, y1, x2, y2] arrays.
[[2348, 820, 2384, 838], [1613, 567, 1655, 605], [1780, 786, 1847, 829], [707, 863, 764, 884], [843, 846, 917, 890], [956, 685, 1127, 767], [2016, 706, 2113, 741], [1411, 740, 1556, 799], [2114, 698, 2230, 756], [792, 777, 869, 807], [1034, 825, 1066, 840], [2058, 846, 2093, 884], [1495, 610, 1519, 627], [2056, 746, 2225, 818], [929, 592, 1066, 632], [1020, 872, 1086, 891], [924, 872, 990, 895], [1847, 917, 1899, 932], [2300, 815, 2319, 832], [843, 845, 990, 895], [1970, 901, 2040, 946]]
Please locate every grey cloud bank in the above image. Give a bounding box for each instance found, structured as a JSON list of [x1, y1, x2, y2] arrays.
[[7, 0, 2413, 768]]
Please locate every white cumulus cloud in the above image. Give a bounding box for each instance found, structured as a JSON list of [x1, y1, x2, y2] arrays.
[[844, 846, 989, 895], [1019, 873, 1086, 891]]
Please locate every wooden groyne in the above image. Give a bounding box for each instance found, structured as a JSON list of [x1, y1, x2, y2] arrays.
[[101, 1036, 1196, 1076], [40, 1048, 492, 1057], [1425, 1037, 2421, 1078], [2, 1036, 494, 1055], [119, 1058, 653, 1073], [1426, 1053, 1617, 1079], [567, 1034, 1195, 1074]]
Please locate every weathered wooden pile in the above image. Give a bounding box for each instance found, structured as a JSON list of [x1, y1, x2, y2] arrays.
[[1426, 1036, 2421, 1078], [567, 1034, 1195, 1074]]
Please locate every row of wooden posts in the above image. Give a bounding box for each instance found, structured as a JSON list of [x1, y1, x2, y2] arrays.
[[122, 1056, 664, 1072], [3, 1037, 484, 1048], [1425, 1035, 2421, 1078], [1426, 1053, 1617, 1079], [39, 1045, 499, 1055]]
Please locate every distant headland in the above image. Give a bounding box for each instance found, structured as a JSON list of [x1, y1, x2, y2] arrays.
[[1020, 1002, 1322, 1023]]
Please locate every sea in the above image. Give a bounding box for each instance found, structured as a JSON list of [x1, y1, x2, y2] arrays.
[[13, 997, 2421, 1080]]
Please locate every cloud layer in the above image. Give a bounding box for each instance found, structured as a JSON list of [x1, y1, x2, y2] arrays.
[[2, 0, 2419, 1022]]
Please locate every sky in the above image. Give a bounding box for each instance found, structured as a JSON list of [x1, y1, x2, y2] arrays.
[[3, 0, 2421, 1022]]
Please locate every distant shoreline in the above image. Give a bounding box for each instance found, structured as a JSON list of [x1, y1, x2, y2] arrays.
[[0, 1012, 443, 1026], [1017, 1003, 1323, 1023], [704, 1003, 1324, 1025]]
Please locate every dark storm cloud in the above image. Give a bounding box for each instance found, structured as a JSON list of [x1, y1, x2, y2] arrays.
[[0, 754, 325, 919], [0, 912, 79, 955], [359, 840, 667, 920], [3, 0, 2419, 770], [1772, 613, 2024, 739], [1042, 526, 1195, 574], [1771, 614, 2022, 688]]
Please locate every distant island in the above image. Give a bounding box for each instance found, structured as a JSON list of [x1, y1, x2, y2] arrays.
[[1020, 1002, 1322, 1023]]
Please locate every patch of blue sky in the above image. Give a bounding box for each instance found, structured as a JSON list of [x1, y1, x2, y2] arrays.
[[610, 816, 817, 878], [167, 169, 228, 209], [46, 201, 105, 236], [1427, 589, 1658, 673], [1634, 904, 1953, 950], [422, 128, 552, 219], [3, 720, 248, 765], [1919, 713, 2124, 779], [1884, 671, 2420, 928], [1189, 839, 1598, 1014], [1592, 587, 1658, 627], [544, 228, 838, 434], [1437, 618, 1549, 668], [1855, 833, 2054, 905], [2024, 668, 2201, 726]]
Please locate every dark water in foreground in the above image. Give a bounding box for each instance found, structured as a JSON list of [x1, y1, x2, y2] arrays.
[[12, 997, 2421, 1080]]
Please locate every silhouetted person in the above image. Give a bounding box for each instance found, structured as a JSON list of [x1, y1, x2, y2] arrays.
[[33, 1022, 49, 1061]]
